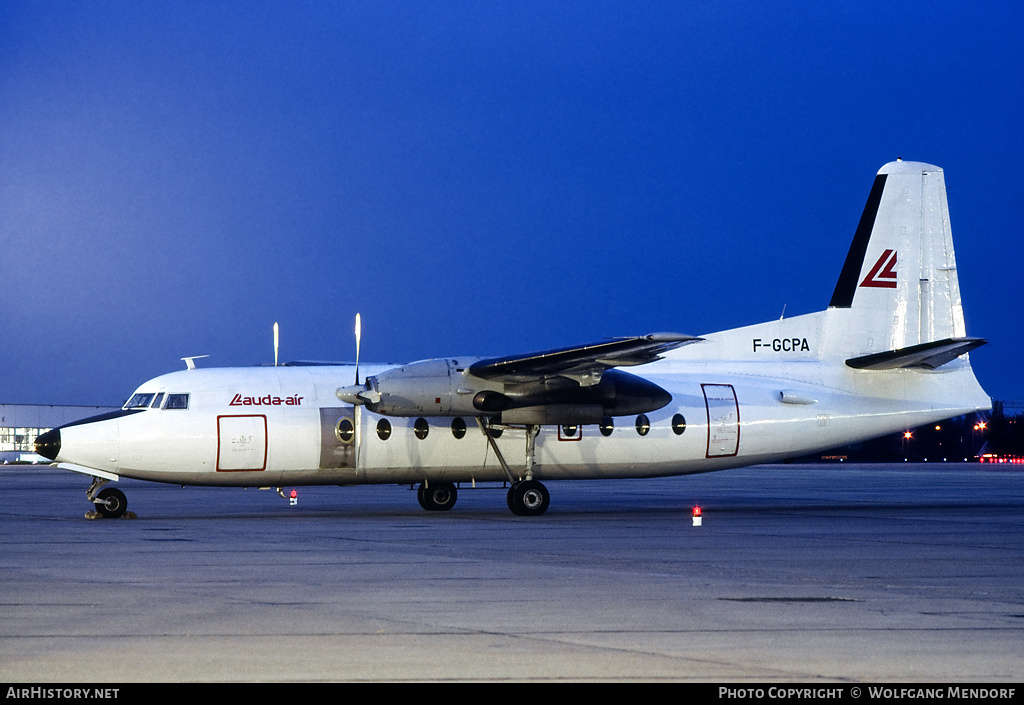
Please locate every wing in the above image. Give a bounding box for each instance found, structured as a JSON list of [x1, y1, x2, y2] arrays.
[[468, 332, 702, 384]]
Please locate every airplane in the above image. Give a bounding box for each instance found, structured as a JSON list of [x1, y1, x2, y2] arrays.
[[34, 160, 991, 518]]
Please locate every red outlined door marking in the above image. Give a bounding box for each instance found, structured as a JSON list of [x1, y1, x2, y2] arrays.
[[217, 414, 267, 472], [703, 384, 740, 458]]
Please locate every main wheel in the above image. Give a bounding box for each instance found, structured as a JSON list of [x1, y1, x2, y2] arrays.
[[417, 482, 457, 511], [95, 487, 127, 519], [508, 480, 550, 516]]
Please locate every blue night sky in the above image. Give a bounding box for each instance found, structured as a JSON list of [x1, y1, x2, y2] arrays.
[[2, 2, 1022, 407]]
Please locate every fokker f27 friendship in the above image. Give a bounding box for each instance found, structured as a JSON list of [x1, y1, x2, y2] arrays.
[[36, 161, 991, 517]]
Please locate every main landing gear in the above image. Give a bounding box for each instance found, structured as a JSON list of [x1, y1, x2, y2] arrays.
[[506, 479, 550, 516], [417, 481, 458, 511], [485, 421, 550, 516], [86, 477, 131, 519], [416, 478, 551, 516], [415, 421, 552, 516]]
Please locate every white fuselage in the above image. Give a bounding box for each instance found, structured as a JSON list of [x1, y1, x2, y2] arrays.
[[51, 311, 990, 489]]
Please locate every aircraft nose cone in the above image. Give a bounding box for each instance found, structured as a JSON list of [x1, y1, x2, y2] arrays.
[[35, 429, 61, 461]]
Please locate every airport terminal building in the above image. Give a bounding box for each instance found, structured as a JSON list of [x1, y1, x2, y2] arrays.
[[1, 404, 119, 463]]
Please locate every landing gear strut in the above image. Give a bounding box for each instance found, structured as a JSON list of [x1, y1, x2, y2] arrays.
[[477, 419, 551, 516]]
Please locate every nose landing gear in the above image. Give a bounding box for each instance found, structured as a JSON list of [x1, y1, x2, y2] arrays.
[[86, 478, 132, 519]]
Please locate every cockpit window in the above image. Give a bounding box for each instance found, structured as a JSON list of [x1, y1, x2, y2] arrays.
[[151, 393, 165, 409], [124, 393, 155, 409], [165, 394, 190, 410]]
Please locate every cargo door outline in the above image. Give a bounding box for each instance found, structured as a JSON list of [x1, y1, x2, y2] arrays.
[[217, 414, 268, 471], [703, 384, 740, 458]]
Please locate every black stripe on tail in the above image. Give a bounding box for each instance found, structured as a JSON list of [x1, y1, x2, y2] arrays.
[[828, 174, 888, 308]]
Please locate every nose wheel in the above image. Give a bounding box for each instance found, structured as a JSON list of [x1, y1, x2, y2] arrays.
[[94, 487, 128, 518], [86, 477, 131, 519]]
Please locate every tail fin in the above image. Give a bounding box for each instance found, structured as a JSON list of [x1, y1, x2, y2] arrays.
[[827, 160, 979, 359]]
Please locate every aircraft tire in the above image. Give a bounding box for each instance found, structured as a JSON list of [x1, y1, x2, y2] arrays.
[[418, 482, 457, 511], [95, 487, 127, 519], [508, 480, 549, 517]]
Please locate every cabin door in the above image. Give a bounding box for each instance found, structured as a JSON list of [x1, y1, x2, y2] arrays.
[[703, 384, 740, 458]]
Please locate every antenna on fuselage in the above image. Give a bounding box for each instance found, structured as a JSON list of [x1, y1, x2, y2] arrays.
[[182, 355, 209, 370], [354, 313, 362, 385], [274, 322, 280, 367]]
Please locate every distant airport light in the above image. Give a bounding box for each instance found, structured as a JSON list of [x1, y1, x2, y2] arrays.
[[692, 506, 702, 527], [979, 454, 1022, 464], [290, 489, 298, 506]]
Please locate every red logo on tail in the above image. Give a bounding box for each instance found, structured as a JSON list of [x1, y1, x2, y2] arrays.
[[860, 249, 898, 289]]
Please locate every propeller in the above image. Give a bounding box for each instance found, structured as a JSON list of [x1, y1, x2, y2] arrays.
[[337, 313, 380, 405], [274, 322, 280, 367], [354, 312, 361, 385]]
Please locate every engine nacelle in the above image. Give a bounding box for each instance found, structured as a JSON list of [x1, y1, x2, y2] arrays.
[[338, 358, 673, 424], [362, 358, 497, 417]]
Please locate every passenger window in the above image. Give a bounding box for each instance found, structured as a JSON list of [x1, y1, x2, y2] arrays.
[[451, 417, 467, 439], [672, 414, 686, 436], [377, 418, 392, 441], [165, 394, 190, 410], [414, 417, 429, 440], [635, 414, 650, 436], [599, 417, 614, 437], [335, 418, 355, 444]]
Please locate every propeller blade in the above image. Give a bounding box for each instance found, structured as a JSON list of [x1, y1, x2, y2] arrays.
[[273, 322, 280, 367], [354, 313, 362, 385]]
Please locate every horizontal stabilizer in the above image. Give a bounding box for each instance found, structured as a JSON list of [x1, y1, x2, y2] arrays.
[[845, 337, 986, 371]]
